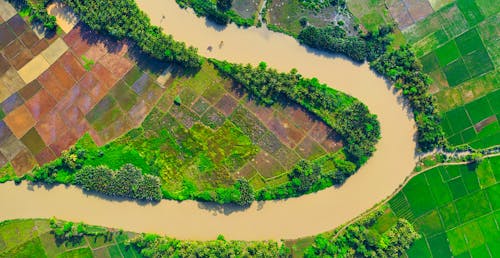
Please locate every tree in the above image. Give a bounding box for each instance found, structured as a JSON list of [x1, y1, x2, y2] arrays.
[[216, 0, 232, 11], [235, 178, 254, 206]]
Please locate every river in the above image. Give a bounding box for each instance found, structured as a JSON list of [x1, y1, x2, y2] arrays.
[[0, 0, 416, 240]]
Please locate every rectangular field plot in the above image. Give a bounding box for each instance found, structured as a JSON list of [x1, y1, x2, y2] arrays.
[[435, 40, 461, 67], [456, 0, 485, 26], [443, 58, 471, 86], [425, 168, 453, 206], [406, 237, 432, 258], [455, 28, 485, 55], [455, 191, 491, 223], [414, 210, 444, 237], [403, 175, 437, 217], [463, 48, 495, 77], [438, 3, 470, 38], [464, 96, 495, 124], [442, 106, 472, 133]]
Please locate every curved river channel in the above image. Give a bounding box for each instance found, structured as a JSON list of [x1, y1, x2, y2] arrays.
[[0, 0, 417, 240]]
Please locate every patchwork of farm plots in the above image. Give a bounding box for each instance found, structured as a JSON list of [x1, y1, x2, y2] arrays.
[[0, 219, 141, 257], [73, 61, 343, 196], [349, 0, 500, 149], [383, 156, 500, 257], [0, 10, 175, 178], [400, 0, 499, 148]]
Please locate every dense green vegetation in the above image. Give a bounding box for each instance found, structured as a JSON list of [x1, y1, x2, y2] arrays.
[[298, 0, 345, 11], [297, 24, 393, 63], [74, 164, 162, 201], [61, 0, 202, 69], [128, 234, 289, 257], [176, 0, 254, 26], [305, 212, 419, 257], [211, 59, 380, 163], [371, 46, 444, 151], [7, 0, 57, 30]]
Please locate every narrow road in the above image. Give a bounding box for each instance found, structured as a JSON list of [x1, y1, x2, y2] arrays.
[[0, 0, 416, 240]]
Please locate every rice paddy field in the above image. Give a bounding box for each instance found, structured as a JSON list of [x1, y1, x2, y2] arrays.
[[347, 0, 500, 149], [388, 156, 500, 257]]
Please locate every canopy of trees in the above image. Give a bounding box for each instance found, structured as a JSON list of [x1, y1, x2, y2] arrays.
[[371, 46, 444, 151], [211, 59, 380, 164], [74, 164, 162, 201], [305, 212, 420, 257], [176, 0, 253, 27], [127, 233, 289, 257], [7, 0, 57, 30], [298, 25, 393, 63], [62, 0, 202, 69]]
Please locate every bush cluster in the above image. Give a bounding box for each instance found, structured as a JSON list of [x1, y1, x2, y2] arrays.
[[61, 0, 202, 69], [211, 59, 380, 164], [74, 164, 162, 202], [297, 25, 393, 62], [299, 0, 346, 10], [371, 46, 444, 151], [7, 0, 57, 30], [176, 0, 254, 27], [127, 233, 289, 257], [305, 215, 420, 257]]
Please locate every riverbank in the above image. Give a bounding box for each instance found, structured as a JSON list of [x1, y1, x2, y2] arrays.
[[0, 0, 416, 240]]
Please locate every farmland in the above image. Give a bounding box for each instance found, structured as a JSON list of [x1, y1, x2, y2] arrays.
[[288, 155, 500, 257], [414, 1, 500, 148]]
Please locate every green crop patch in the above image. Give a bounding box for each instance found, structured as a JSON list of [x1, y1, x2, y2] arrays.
[[475, 0, 500, 17], [435, 41, 461, 67], [426, 168, 453, 206], [428, 233, 453, 258], [448, 177, 468, 200], [420, 52, 440, 73], [463, 48, 495, 77], [476, 160, 496, 189], [447, 226, 468, 256], [443, 58, 471, 86], [455, 28, 485, 55], [413, 30, 449, 57], [404, 175, 437, 217], [414, 210, 444, 237], [438, 3, 470, 38], [439, 202, 461, 230], [487, 90, 500, 114], [460, 127, 477, 144], [465, 96, 494, 124], [460, 165, 481, 193], [485, 183, 500, 210], [443, 106, 472, 133], [406, 237, 432, 258], [455, 191, 491, 223], [461, 222, 485, 249], [456, 0, 485, 26]]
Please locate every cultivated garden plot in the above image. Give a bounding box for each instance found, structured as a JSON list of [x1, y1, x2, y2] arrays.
[[59, 61, 343, 198]]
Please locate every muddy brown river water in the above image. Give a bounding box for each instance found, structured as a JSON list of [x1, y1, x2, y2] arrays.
[[0, 0, 417, 240]]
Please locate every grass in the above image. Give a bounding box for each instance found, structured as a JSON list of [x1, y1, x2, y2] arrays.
[[81, 55, 95, 71]]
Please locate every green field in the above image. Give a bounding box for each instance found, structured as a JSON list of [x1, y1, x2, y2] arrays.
[[393, 156, 500, 257], [0, 219, 141, 258], [369, 0, 500, 149]]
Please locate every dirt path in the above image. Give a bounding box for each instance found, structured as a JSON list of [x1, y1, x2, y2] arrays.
[[0, 0, 417, 241]]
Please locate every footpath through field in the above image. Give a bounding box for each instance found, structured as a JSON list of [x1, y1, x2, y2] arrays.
[[0, 0, 416, 240]]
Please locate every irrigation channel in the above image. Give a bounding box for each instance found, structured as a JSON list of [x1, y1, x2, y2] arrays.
[[0, 0, 417, 240]]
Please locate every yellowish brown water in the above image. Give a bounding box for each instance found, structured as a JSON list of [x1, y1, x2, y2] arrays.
[[0, 0, 417, 241]]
